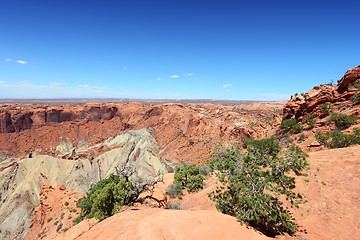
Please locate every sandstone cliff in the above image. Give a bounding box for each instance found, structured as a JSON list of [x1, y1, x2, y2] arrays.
[[0, 102, 282, 163], [0, 129, 170, 240], [283, 65, 360, 120]]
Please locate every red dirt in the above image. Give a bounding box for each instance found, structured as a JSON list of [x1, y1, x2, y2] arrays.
[[25, 184, 82, 240]]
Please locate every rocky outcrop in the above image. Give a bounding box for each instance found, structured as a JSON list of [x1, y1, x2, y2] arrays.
[[0, 129, 169, 240], [0, 103, 119, 133], [0, 102, 281, 163], [283, 65, 360, 120], [338, 64, 360, 92]]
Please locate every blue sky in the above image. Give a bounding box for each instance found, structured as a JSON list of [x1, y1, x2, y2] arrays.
[[0, 0, 359, 100]]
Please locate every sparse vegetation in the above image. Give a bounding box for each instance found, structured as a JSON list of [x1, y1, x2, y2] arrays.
[[349, 81, 360, 89], [240, 135, 253, 148], [304, 114, 317, 129], [64, 201, 69, 206], [164, 201, 181, 210], [329, 113, 357, 130], [69, 208, 77, 213], [350, 91, 360, 105], [165, 183, 183, 198], [174, 163, 204, 193], [320, 103, 331, 116], [56, 222, 63, 232], [75, 165, 164, 223], [199, 165, 211, 177], [297, 132, 307, 143], [315, 128, 360, 149], [208, 138, 309, 236], [280, 118, 303, 134]]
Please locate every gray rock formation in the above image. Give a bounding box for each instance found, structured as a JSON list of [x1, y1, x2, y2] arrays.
[[0, 128, 170, 240]]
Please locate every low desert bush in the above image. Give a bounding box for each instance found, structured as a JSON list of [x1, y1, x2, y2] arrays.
[[174, 163, 204, 193], [329, 113, 357, 130], [76, 174, 137, 221], [280, 119, 303, 134], [351, 91, 360, 105], [164, 201, 181, 210], [304, 114, 317, 129], [165, 183, 183, 198], [316, 128, 360, 149], [75, 166, 164, 223], [320, 103, 331, 116]]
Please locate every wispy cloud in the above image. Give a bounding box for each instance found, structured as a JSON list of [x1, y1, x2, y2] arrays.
[[222, 84, 232, 88], [170, 75, 180, 79], [122, 66, 127, 70], [257, 93, 291, 101], [16, 60, 27, 64], [157, 78, 162, 81], [0, 81, 111, 98], [5, 58, 11, 62], [182, 73, 193, 76]]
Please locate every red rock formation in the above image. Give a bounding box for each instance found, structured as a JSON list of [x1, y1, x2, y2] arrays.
[[0, 104, 119, 133], [338, 64, 360, 91], [283, 65, 360, 120], [0, 102, 282, 162]]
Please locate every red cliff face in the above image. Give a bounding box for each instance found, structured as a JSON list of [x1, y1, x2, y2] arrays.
[[0, 104, 119, 133], [0, 102, 282, 162], [283, 65, 360, 120]]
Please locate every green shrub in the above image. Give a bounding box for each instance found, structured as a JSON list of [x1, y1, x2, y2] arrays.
[[315, 128, 360, 149], [297, 133, 307, 143], [75, 166, 164, 223], [165, 183, 183, 198], [351, 91, 360, 105], [320, 103, 331, 116], [164, 201, 181, 210], [304, 114, 317, 129], [247, 137, 281, 158], [75, 174, 137, 222], [174, 163, 204, 193], [240, 135, 253, 148], [349, 81, 360, 89], [199, 165, 211, 177], [329, 113, 357, 130], [208, 139, 309, 236], [280, 119, 303, 134]]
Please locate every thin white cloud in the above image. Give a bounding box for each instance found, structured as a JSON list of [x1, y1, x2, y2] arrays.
[[222, 84, 232, 88], [16, 60, 27, 64], [122, 66, 127, 70], [5, 58, 11, 62], [198, 81, 203, 83], [0, 81, 109, 97], [157, 78, 162, 81], [170, 75, 180, 79], [258, 93, 291, 101], [182, 73, 193, 76], [0, 81, 11, 87]]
